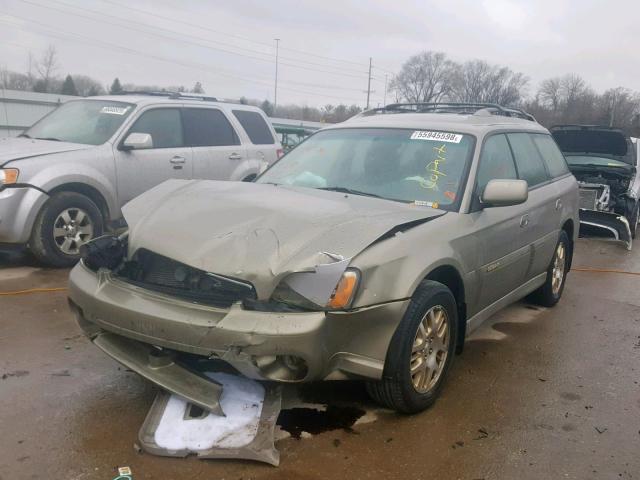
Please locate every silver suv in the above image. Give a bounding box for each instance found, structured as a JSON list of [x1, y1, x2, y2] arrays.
[[0, 92, 282, 266], [68, 103, 579, 414]]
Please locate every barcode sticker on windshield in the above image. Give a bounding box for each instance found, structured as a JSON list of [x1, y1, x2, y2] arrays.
[[101, 106, 130, 115], [410, 131, 462, 143]]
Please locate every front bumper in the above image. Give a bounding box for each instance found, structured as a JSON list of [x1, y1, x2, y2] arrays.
[[579, 209, 632, 250], [68, 262, 409, 383], [0, 186, 48, 244]]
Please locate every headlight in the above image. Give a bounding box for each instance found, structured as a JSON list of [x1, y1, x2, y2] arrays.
[[0, 168, 19, 185], [272, 267, 360, 311]]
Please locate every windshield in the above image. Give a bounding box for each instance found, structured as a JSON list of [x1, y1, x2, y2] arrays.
[[565, 155, 630, 168], [258, 128, 475, 208], [24, 100, 135, 145]]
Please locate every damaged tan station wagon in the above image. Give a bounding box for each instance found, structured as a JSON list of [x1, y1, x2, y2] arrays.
[[68, 102, 579, 415]]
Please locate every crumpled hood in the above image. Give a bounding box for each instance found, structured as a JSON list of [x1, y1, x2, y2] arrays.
[[123, 180, 444, 298], [0, 137, 92, 166]]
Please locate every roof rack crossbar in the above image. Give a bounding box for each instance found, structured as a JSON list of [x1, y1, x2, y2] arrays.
[[361, 102, 535, 121], [113, 91, 218, 102]]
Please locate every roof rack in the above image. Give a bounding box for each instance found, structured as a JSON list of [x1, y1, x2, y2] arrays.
[[113, 91, 219, 102], [361, 102, 536, 122]]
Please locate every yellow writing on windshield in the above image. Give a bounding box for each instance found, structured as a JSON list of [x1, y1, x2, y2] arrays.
[[420, 144, 447, 190]]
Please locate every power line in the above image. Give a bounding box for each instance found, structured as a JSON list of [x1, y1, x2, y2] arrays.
[[99, 0, 374, 70], [15, 0, 373, 80], [0, 16, 366, 103]]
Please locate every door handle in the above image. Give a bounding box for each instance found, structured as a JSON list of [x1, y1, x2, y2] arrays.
[[170, 155, 186, 164], [228, 153, 243, 160], [555, 199, 562, 210], [520, 214, 530, 228]]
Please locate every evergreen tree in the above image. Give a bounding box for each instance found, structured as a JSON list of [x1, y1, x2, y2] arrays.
[[60, 74, 78, 95], [109, 78, 123, 94]]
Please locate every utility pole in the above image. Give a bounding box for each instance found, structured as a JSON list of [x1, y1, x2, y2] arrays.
[[366, 57, 372, 110], [274, 38, 280, 114], [383, 74, 388, 106]]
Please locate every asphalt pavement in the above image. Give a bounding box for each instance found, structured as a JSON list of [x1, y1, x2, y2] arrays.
[[1, 239, 638, 480]]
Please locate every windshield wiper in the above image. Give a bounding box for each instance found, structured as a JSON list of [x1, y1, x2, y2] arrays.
[[35, 137, 61, 142], [18, 133, 31, 138], [318, 186, 383, 198]]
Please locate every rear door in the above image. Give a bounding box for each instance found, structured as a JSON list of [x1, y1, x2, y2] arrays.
[[472, 133, 532, 308], [184, 107, 245, 181], [506, 132, 557, 279], [231, 109, 280, 167], [114, 107, 192, 206]]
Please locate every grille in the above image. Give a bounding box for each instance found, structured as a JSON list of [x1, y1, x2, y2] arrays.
[[579, 188, 598, 210], [116, 249, 256, 308]]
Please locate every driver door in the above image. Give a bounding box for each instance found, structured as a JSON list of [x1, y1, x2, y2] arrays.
[[114, 107, 192, 207]]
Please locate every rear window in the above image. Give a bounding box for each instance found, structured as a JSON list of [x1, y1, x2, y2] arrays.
[[232, 110, 275, 145], [531, 134, 570, 178], [182, 108, 240, 147]]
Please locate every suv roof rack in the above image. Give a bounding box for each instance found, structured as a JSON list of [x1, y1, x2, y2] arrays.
[[113, 91, 219, 102], [361, 102, 536, 122]]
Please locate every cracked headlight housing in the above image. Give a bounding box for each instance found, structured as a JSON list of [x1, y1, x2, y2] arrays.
[[272, 268, 360, 311]]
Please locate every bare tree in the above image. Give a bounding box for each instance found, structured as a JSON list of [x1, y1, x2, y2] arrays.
[[539, 77, 562, 111], [33, 45, 59, 93], [450, 60, 528, 106], [390, 51, 456, 103], [72, 75, 106, 96], [0, 68, 31, 90]]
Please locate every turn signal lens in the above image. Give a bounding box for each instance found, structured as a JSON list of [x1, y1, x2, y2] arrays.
[[0, 168, 19, 185], [276, 148, 284, 159], [327, 269, 359, 309]]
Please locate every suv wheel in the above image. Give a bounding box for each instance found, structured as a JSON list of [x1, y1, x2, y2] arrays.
[[366, 280, 457, 414], [30, 192, 104, 268], [528, 230, 570, 307]]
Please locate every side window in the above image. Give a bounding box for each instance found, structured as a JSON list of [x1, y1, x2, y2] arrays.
[[232, 110, 275, 145], [182, 108, 240, 147], [531, 134, 570, 178], [128, 108, 183, 149], [476, 134, 518, 194], [507, 133, 549, 187]]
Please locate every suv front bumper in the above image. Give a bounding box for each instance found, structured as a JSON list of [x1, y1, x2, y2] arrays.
[[0, 186, 48, 244], [68, 262, 409, 384]]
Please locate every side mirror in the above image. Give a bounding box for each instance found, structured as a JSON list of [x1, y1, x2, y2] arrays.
[[481, 179, 528, 207], [122, 132, 153, 150]]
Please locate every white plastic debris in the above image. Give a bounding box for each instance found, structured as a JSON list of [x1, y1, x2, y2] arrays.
[[154, 372, 264, 450]]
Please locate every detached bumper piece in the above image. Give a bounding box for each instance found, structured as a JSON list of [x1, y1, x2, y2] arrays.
[[93, 332, 225, 416], [138, 376, 282, 466], [579, 209, 632, 250]]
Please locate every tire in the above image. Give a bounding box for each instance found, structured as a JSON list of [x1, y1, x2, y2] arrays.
[[528, 230, 570, 308], [366, 280, 458, 414], [29, 192, 104, 268]]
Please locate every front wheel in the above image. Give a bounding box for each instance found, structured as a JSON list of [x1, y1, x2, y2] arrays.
[[30, 192, 104, 268], [366, 280, 458, 414], [528, 230, 570, 307]]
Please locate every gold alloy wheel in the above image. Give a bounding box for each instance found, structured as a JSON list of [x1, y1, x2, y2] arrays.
[[410, 305, 449, 393], [551, 242, 566, 296]]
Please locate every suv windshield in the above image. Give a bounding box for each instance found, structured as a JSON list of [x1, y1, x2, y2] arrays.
[[24, 100, 135, 145], [257, 128, 474, 208]]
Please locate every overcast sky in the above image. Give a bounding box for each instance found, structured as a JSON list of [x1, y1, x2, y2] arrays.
[[1, 0, 638, 107]]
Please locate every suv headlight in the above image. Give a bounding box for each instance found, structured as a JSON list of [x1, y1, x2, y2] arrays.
[[272, 268, 360, 311], [0, 168, 19, 186]]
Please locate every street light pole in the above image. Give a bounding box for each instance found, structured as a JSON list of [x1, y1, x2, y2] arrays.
[[366, 57, 372, 109], [274, 38, 280, 114]]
